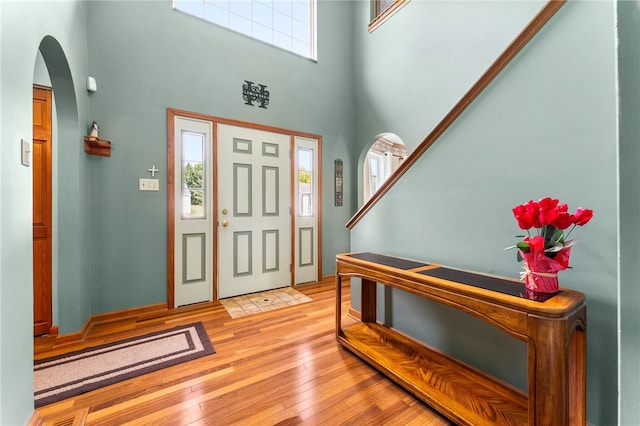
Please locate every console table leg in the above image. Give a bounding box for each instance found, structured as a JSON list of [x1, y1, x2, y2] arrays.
[[569, 306, 587, 426], [335, 273, 342, 340], [528, 307, 586, 426], [361, 278, 377, 323]]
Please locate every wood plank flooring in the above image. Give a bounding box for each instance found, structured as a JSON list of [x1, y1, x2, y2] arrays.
[[32, 281, 451, 426]]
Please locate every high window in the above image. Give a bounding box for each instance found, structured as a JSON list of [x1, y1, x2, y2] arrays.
[[174, 0, 316, 60], [369, 0, 409, 32]]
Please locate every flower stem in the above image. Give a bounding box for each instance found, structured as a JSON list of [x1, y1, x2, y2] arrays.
[[564, 224, 576, 240]]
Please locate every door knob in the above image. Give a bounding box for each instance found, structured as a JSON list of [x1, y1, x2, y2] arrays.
[[222, 220, 229, 227]]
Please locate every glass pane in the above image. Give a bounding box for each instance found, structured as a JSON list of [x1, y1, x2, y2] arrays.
[[253, 23, 273, 44], [292, 0, 309, 24], [274, 11, 292, 37], [188, 190, 205, 217], [273, 31, 291, 50], [292, 18, 307, 41], [253, 1, 272, 27], [230, 14, 252, 33], [182, 131, 206, 219], [230, 0, 252, 18], [174, 0, 204, 16], [292, 39, 309, 57], [298, 147, 313, 217], [300, 193, 312, 216], [369, 154, 380, 194], [274, 0, 291, 15], [204, 2, 229, 26]]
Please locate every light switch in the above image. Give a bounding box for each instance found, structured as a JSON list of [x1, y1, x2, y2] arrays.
[[139, 178, 159, 191], [21, 139, 30, 167]]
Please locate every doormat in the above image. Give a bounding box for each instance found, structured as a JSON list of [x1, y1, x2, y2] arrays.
[[220, 287, 312, 318], [34, 322, 214, 407]]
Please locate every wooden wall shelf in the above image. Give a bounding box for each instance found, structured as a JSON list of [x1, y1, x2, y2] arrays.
[[336, 252, 587, 426], [84, 136, 111, 157]]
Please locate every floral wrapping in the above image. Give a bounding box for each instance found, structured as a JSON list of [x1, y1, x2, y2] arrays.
[[519, 246, 571, 293]]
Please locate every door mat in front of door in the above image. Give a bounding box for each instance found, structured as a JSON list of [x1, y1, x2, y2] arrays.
[[220, 287, 312, 318]]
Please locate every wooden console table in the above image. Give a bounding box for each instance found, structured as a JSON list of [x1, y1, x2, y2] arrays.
[[335, 252, 586, 426]]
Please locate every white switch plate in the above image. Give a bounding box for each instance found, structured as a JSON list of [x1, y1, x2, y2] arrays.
[[21, 139, 30, 167], [139, 178, 159, 191]]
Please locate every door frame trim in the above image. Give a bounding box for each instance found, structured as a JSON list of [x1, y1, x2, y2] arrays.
[[166, 108, 323, 307]]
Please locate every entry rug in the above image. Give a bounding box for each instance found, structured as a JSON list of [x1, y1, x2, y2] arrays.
[[34, 322, 215, 407]]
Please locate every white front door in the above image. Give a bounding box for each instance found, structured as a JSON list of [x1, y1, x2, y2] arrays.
[[173, 116, 213, 307], [217, 124, 291, 299]]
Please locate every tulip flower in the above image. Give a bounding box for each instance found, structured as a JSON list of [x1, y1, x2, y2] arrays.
[[506, 198, 593, 294]]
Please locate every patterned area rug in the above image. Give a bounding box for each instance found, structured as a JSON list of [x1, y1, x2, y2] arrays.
[[220, 287, 313, 318], [34, 322, 214, 407]]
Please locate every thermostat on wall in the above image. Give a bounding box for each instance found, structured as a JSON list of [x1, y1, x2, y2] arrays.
[[87, 76, 97, 92]]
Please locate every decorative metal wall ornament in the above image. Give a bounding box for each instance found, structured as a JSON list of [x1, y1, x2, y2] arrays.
[[242, 80, 270, 109], [334, 159, 343, 207]]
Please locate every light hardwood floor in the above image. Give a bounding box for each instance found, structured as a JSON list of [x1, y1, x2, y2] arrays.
[[32, 281, 451, 426]]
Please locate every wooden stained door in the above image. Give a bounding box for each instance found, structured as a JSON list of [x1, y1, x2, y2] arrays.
[[33, 86, 53, 336]]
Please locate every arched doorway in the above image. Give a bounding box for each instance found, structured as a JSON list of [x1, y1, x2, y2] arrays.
[[33, 36, 80, 336], [362, 132, 407, 204]]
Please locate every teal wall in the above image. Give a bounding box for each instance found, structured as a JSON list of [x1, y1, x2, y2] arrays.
[[84, 0, 354, 315], [0, 1, 90, 424], [350, 1, 621, 425], [0, 2, 4, 419], [617, 1, 640, 425]]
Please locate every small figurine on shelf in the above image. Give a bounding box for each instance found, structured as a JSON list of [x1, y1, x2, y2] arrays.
[[84, 120, 111, 156], [89, 121, 99, 138], [86, 121, 104, 143]]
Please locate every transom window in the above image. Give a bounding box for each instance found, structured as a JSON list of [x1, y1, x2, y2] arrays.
[[173, 0, 316, 60]]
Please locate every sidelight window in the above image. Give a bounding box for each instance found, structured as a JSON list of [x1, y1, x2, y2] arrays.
[[182, 131, 206, 219], [297, 147, 313, 217]]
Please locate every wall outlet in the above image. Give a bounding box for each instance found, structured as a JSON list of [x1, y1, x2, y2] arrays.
[[139, 178, 159, 191]]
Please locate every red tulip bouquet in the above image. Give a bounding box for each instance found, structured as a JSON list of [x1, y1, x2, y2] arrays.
[[506, 198, 593, 293]]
